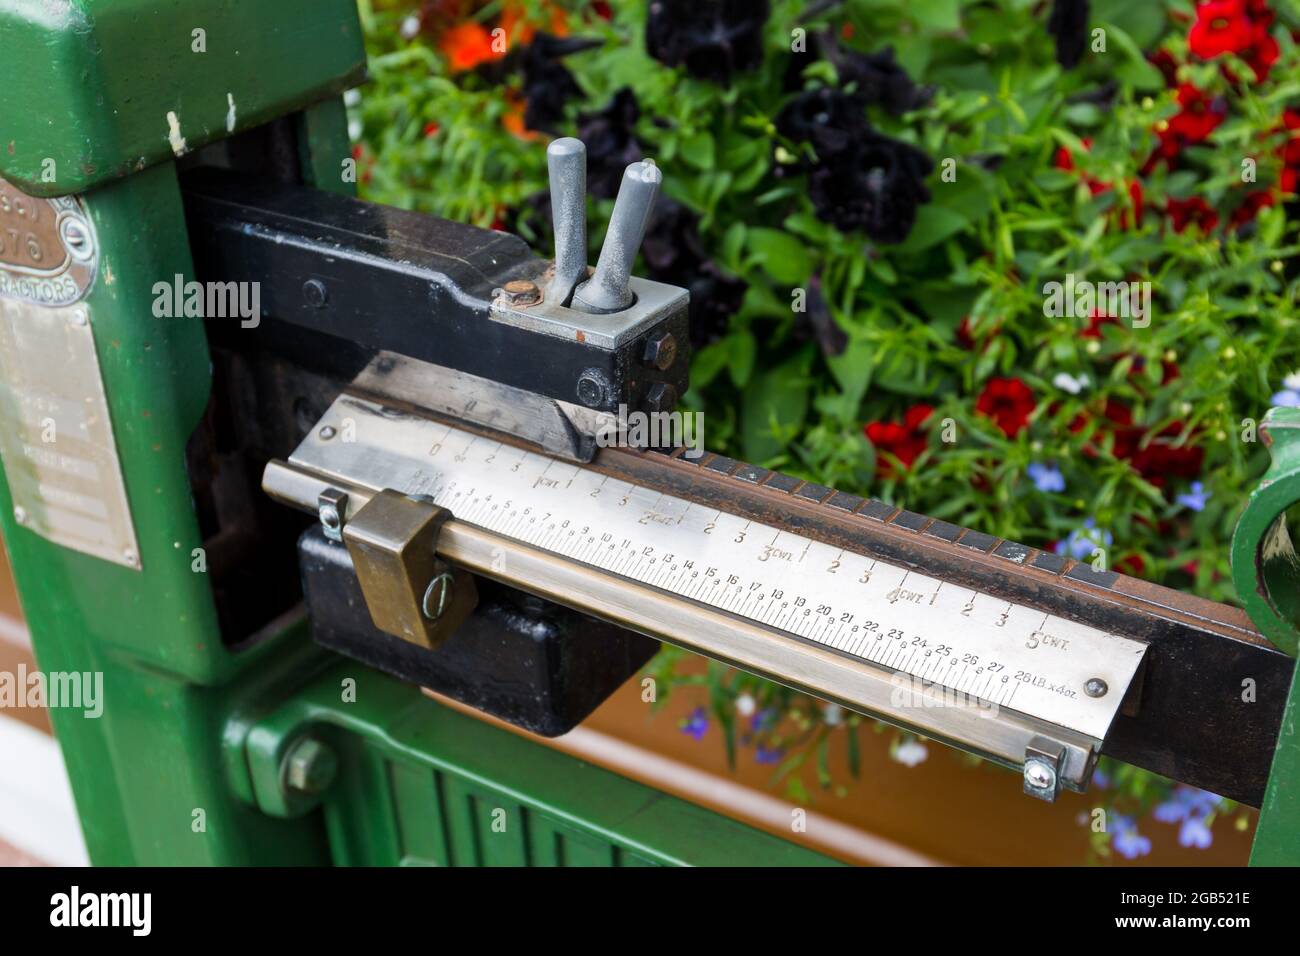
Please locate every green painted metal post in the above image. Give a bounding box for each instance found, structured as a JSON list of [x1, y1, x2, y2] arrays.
[[0, 0, 367, 864]]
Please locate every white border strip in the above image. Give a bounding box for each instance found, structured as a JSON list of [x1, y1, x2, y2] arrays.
[[0, 712, 89, 866]]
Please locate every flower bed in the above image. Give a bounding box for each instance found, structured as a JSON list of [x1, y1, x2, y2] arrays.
[[351, 0, 1299, 862]]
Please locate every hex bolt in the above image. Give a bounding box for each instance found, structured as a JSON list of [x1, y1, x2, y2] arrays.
[[303, 278, 329, 309], [1085, 677, 1108, 698], [643, 332, 678, 371], [644, 382, 677, 414], [284, 736, 338, 796], [1023, 758, 1056, 792], [547, 137, 588, 304], [576, 369, 610, 408], [499, 279, 542, 307], [572, 160, 662, 314]]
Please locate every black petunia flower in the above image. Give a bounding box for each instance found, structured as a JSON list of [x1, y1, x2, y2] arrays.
[[645, 0, 769, 84], [576, 88, 644, 198], [1047, 0, 1090, 69], [775, 87, 872, 163], [516, 33, 603, 134], [641, 198, 747, 347], [830, 45, 932, 116], [808, 132, 933, 243]]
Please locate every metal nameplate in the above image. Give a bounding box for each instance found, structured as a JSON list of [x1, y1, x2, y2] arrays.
[[0, 179, 98, 307], [0, 299, 141, 569]]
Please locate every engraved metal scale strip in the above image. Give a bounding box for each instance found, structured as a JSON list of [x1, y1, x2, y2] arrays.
[[266, 394, 1149, 795]]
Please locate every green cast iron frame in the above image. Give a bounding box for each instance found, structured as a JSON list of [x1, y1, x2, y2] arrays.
[[0, 0, 1294, 867]]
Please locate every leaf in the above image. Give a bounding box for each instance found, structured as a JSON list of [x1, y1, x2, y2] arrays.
[[895, 204, 970, 254], [746, 227, 813, 284], [910, 0, 961, 32], [826, 338, 874, 420], [742, 351, 812, 462], [727, 330, 757, 387]]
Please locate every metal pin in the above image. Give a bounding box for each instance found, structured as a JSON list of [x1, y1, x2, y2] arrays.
[[547, 137, 587, 306], [571, 160, 661, 314]]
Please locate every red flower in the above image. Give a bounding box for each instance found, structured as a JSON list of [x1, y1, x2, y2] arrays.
[[1057, 141, 1143, 228], [1243, 23, 1280, 81], [1081, 310, 1119, 339], [1167, 196, 1220, 233], [1230, 189, 1276, 229], [423, 122, 441, 138], [1169, 84, 1225, 142], [865, 404, 934, 476], [976, 378, 1035, 437], [1189, 1, 1256, 59], [439, 22, 503, 73], [1116, 553, 1147, 577], [1147, 85, 1226, 170], [1075, 401, 1204, 486], [1149, 49, 1180, 87], [1131, 432, 1205, 486]]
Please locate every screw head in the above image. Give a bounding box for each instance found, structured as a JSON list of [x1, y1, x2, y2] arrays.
[[643, 332, 678, 371], [422, 572, 456, 621], [13, 506, 27, 524], [1085, 678, 1108, 698], [303, 278, 329, 309], [576, 370, 610, 408], [122, 548, 138, 566], [285, 736, 338, 795], [71, 310, 88, 327], [318, 425, 337, 441], [1024, 759, 1057, 791], [60, 218, 94, 261], [644, 382, 678, 414]]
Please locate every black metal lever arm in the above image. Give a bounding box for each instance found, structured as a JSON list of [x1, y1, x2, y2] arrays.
[[180, 169, 687, 414]]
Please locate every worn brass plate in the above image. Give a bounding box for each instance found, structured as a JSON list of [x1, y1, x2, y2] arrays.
[[0, 299, 141, 569], [0, 180, 98, 307]]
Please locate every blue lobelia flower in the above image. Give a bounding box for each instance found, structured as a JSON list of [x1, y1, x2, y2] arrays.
[[1271, 389, 1300, 408], [680, 707, 709, 741], [1154, 785, 1222, 824], [1176, 481, 1209, 512], [1055, 518, 1113, 561], [1179, 816, 1214, 849], [755, 744, 784, 765], [1111, 815, 1152, 860], [1027, 462, 1066, 493]]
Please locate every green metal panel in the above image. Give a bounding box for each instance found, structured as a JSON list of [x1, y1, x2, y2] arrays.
[[227, 663, 842, 867], [0, 0, 367, 198]]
